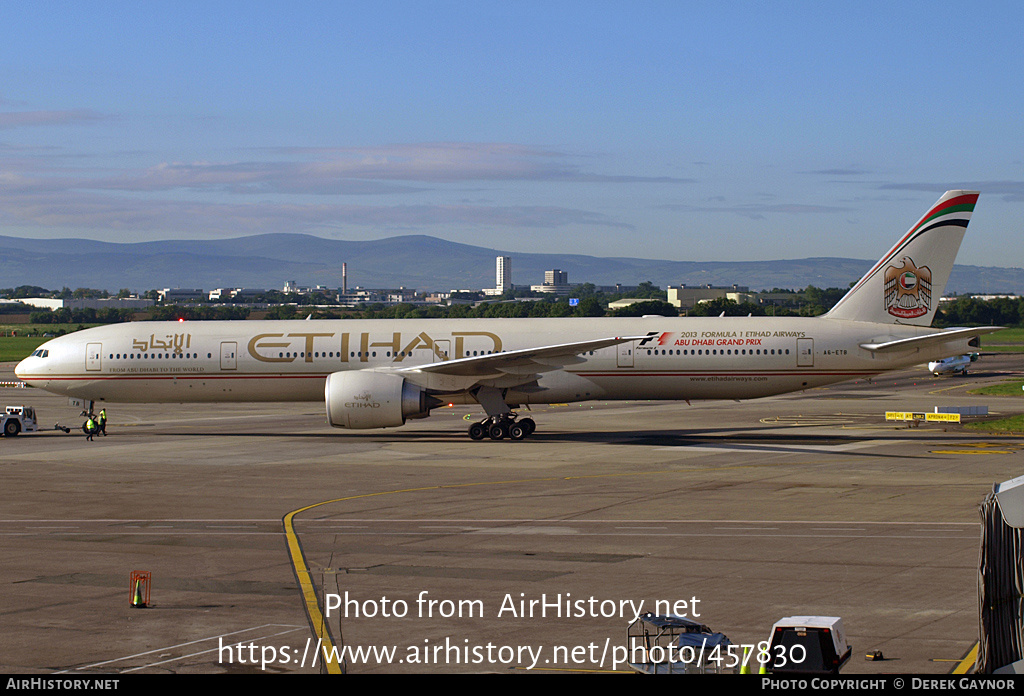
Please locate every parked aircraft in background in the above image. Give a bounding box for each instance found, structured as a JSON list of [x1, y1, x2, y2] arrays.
[[16, 191, 999, 440]]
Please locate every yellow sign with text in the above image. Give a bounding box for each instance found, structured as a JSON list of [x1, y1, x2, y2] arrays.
[[926, 412, 961, 423], [886, 411, 960, 423]]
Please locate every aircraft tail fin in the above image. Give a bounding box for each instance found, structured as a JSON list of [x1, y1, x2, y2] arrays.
[[824, 190, 979, 325]]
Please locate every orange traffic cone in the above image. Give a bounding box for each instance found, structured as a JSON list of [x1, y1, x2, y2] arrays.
[[131, 579, 146, 608]]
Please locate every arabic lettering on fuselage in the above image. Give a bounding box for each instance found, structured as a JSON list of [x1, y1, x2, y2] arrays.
[[132, 333, 192, 354]]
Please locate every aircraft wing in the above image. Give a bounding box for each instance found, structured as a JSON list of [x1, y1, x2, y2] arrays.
[[859, 326, 1002, 353], [394, 335, 647, 391]]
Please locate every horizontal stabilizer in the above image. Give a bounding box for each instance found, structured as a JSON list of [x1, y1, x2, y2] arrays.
[[859, 326, 1001, 353]]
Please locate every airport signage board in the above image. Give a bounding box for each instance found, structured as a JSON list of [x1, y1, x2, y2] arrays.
[[885, 411, 961, 423]]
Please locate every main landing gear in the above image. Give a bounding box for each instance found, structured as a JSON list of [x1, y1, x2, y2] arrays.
[[468, 413, 536, 441]]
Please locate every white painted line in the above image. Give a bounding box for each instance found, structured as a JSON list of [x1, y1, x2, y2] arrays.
[[121, 627, 306, 673], [56, 624, 306, 673]]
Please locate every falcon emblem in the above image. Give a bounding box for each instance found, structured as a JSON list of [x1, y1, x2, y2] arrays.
[[884, 257, 932, 319]]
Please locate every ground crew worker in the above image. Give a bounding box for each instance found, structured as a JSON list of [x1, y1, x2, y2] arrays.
[[98, 408, 107, 436], [84, 415, 97, 442]]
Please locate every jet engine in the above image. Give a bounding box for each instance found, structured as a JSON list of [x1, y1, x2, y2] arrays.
[[325, 371, 441, 429]]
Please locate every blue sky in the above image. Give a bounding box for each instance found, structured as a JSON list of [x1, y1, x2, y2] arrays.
[[1, 1, 1022, 270]]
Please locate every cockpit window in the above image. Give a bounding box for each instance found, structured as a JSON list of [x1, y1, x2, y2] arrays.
[[30, 350, 49, 358]]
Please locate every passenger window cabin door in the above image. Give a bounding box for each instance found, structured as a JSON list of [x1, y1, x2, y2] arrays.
[[86, 343, 102, 372], [617, 341, 635, 368], [220, 341, 237, 370], [797, 338, 814, 367]]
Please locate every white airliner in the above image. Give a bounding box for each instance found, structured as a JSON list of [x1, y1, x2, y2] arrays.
[[927, 353, 978, 376], [16, 190, 999, 440]]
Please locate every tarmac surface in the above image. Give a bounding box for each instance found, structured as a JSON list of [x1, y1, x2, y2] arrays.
[[2, 354, 1023, 674]]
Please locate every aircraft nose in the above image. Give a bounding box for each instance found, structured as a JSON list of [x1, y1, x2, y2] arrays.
[[15, 342, 49, 382], [15, 340, 61, 390], [15, 353, 36, 380]]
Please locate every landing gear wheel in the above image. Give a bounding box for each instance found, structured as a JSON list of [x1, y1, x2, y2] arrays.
[[468, 422, 487, 440], [467, 410, 536, 441], [488, 422, 508, 440]]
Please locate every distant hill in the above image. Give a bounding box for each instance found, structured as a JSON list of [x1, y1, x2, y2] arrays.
[[0, 233, 1020, 295]]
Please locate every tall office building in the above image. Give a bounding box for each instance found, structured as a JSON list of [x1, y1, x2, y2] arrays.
[[544, 269, 568, 286], [483, 255, 513, 296], [496, 256, 511, 292], [531, 268, 571, 294]]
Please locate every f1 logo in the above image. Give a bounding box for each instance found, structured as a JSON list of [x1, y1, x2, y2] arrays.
[[636, 331, 660, 347]]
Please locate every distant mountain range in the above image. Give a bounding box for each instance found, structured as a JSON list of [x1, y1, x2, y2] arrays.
[[0, 233, 1020, 295]]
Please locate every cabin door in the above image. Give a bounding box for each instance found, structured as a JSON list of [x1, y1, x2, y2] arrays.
[[86, 343, 102, 372], [617, 341, 635, 368], [220, 341, 237, 370], [797, 338, 814, 367], [433, 340, 450, 362]]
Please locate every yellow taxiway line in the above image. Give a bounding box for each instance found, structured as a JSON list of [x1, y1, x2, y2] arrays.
[[952, 642, 978, 674]]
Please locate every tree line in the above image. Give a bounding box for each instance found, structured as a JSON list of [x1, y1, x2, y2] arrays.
[[934, 296, 1024, 327], [11, 284, 1024, 326]]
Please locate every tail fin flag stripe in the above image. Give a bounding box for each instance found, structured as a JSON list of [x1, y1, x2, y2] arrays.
[[908, 193, 978, 236]]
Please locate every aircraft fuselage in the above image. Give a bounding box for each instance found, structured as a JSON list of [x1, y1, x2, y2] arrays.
[[15, 315, 976, 406]]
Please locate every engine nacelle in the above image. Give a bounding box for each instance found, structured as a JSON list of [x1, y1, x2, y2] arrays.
[[325, 371, 439, 429]]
